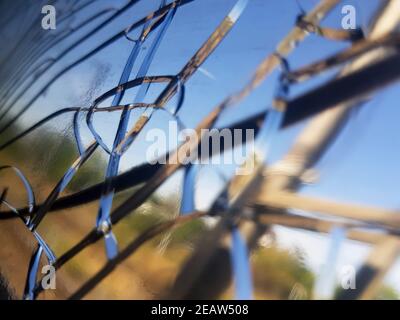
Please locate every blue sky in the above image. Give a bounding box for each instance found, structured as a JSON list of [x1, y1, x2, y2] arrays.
[[3, 0, 400, 296]]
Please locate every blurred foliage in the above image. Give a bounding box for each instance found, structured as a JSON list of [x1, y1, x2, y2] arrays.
[[375, 285, 399, 300], [252, 246, 315, 299], [0, 120, 106, 192]]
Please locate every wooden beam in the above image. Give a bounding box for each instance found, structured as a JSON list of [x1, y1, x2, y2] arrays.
[[256, 213, 389, 245], [336, 237, 400, 300], [282, 51, 400, 127], [255, 191, 400, 229]]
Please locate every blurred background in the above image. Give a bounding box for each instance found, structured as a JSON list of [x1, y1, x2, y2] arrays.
[[0, 0, 399, 300]]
